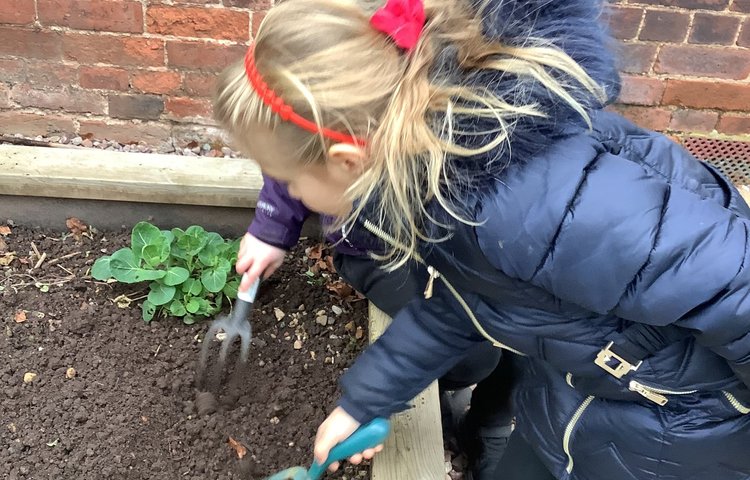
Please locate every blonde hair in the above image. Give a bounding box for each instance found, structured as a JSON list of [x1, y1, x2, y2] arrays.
[[214, 0, 606, 269]]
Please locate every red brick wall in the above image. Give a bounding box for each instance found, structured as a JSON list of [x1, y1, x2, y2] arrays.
[[608, 0, 750, 139], [0, 0, 748, 148], [0, 0, 266, 149]]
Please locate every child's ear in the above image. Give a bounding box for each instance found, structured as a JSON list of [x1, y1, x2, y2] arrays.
[[327, 143, 367, 178]]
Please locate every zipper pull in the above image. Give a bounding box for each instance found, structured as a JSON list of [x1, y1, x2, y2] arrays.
[[424, 266, 440, 299], [629, 380, 668, 406]]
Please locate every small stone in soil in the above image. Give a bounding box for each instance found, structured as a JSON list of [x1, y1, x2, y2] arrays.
[[195, 391, 218, 416], [293, 340, 302, 350], [23, 372, 37, 383], [65, 367, 76, 379]]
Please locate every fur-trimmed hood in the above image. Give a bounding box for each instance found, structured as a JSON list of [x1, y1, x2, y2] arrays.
[[443, 0, 621, 192]]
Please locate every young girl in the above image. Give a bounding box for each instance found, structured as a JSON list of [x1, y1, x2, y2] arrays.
[[215, 0, 750, 478]]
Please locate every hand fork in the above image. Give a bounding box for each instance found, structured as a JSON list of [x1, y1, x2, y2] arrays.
[[197, 275, 260, 392]]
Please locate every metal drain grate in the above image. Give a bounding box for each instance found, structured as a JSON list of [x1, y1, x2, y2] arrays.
[[683, 137, 750, 185]]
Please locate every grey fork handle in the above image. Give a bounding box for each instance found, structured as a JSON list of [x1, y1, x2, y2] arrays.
[[231, 297, 254, 325]]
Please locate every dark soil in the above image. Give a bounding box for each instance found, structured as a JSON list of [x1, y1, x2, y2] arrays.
[[0, 222, 369, 480]]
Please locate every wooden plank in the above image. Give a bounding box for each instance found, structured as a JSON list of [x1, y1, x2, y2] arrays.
[[739, 185, 750, 206], [369, 304, 445, 480], [0, 144, 263, 208]]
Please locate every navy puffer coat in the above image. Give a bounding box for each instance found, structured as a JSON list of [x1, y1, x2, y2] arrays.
[[335, 2, 750, 479], [341, 110, 750, 480]]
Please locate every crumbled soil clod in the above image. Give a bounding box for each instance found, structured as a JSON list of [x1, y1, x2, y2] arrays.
[[196, 391, 219, 416]]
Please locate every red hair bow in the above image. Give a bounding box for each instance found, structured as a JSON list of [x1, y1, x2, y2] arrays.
[[370, 0, 426, 51]]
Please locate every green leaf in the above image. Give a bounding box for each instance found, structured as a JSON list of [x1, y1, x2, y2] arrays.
[[110, 248, 166, 283], [206, 302, 221, 316], [215, 257, 232, 274], [179, 225, 208, 256], [132, 222, 163, 257], [170, 227, 185, 240], [148, 283, 176, 306], [198, 248, 218, 267], [186, 298, 201, 314], [185, 225, 207, 237], [163, 266, 190, 286], [182, 278, 203, 296], [91, 256, 113, 280], [170, 243, 189, 261], [142, 300, 157, 323], [169, 299, 187, 317], [205, 232, 224, 247], [183, 315, 196, 325], [177, 234, 205, 257], [195, 298, 212, 316], [199, 232, 225, 265], [141, 242, 170, 268], [222, 278, 239, 299], [201, 267, 227, 293], [161, 230, 175, 245]]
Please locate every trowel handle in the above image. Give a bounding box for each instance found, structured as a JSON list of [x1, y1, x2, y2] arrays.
[[237, 273, 260, 303], [307, 418, 390, 480]]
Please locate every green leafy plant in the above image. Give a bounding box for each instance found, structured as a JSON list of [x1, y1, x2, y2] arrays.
[[92, 222, 241, 324]]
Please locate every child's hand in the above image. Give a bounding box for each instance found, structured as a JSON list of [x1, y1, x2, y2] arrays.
[[236, 233, 286, 291], [314, 407, 384, 472]]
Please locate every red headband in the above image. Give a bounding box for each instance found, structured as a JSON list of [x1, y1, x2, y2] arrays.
[[244, 49, 366, 145], [244, 0, 425, 146]]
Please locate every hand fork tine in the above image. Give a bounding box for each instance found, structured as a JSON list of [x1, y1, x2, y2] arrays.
[[197, 276, 260, 393]]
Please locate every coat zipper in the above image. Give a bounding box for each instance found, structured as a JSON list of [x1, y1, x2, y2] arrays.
[[563, 395, 595, 474], [361, 219, 525, 356], [628, 380, 697, 406], [723, 391, 750, 414]]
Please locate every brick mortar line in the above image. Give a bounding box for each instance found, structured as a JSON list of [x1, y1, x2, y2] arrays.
[[618, 38, 750, 51], [141, 0, 148, 46], [0, 56, 239, 75], [731, 12, 744, 45], [633, 6, 747, 21], [627, 2, 734, 13], [684, 11, 695, 44], [37, 25, 251, 45], [621, 72, 750, 83], [634, 5, 647, 39], [146, 4, 265, 13]]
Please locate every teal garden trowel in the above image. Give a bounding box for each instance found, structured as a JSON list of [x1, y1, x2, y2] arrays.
[[265, 418, 390, 480]]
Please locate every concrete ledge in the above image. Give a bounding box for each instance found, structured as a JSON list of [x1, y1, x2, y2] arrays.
[[0, 144, 262, 208]]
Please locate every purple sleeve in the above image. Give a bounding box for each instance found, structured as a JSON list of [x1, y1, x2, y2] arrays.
[[248, 175, 312, 250]]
